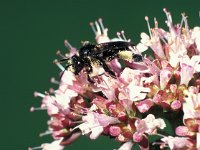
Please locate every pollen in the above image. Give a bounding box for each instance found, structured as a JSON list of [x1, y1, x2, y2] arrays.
[[118, 51, 133, 61]]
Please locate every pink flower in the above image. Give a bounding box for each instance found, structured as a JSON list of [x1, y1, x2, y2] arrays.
[[34, 92, 59, 115], [96, 75, 118, 100], [41, 139, 64, 150], [160, 68, 172, 90], [75, 112, 120, 139], [109, 126, 121, 136], [31, 9, 200, 150], [180, 55, 200, 73], [170, 100, 182, 110], [191, 27, 200, 53], [59, 70, 76, 92], [135, 99, 154, 113], [197, 132, 200, 149], [183, 91, 200, 120], [120, 67, 142, 84], [160, 136, 192, 150], [119, 67, 150, 102], [29, 139, 64, 150], [90, 18, 110, 43], [54, 89, 78, 111], [133, 132, 143, 143], [175, 126, 190, 136], [135, 114, 166, 135], [180, 63, 194, 86], [127, 83, 150, 102], [64, 40, 78, 57]]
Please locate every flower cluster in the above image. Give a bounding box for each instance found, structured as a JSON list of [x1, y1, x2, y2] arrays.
[[29, 9, 200, 150]]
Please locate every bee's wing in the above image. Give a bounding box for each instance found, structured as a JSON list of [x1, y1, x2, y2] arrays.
[[92, 41, 135, 55], [97, 41, 134, 50]]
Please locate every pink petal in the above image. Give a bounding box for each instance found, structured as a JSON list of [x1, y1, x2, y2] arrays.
[[136, 99, 154, 113], [180, 63, 194, 86], [160, 68, 172, 89]]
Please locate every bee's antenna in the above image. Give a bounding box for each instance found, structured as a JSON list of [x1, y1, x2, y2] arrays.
[[60, 64, 73, 79], [57, 58, 70, 63], [53, 58, 69, 64], [55, 50, 70, 64]]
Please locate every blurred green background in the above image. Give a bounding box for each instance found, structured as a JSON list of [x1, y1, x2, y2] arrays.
[[0, 0, 199, 149]]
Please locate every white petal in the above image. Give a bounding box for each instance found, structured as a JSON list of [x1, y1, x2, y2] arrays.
[[136, 43, 148, 52], [118, 141, 134, 150]]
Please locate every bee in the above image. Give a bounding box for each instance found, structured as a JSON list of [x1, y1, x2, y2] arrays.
[[57, 41, 143, 81]]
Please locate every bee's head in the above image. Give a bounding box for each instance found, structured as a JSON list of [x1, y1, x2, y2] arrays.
[[79, 42, 95, 57], [55, 51, 85, 76], [71, 55, 85, 75]]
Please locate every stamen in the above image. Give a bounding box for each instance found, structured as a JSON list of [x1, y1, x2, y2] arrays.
[[50, 77, 60, 84], [95, 21, 101, 35], [64, 40, 77, 56], [98, 18, 105, 31], [49, 88, 55, 94], [30, 106, 47, 112], [163, 8, 168, 16], [73, 120, 85, 124], [155, 133, 166, 138], [72, 122, 101, 133], [116, 32, 122, 40], [181, 13, 189, 32], [28, 146, 42, 150], [56, 50, 66, 58], [70, 111, 84, 117], [102, 79, 117, 100], [53, 59, 65, 71], [89, 22, 97, 35], [156, 31, 168, 44], [163, 8, 173, 27], [121, 31, 127, 41], [39, 130, 52, 137], [180, 15, 184, 30], [145, 16, 152, 38], [44, 91, 50, 95], [69, 106, 86, 115], [34, 91, 45, 98], [152, 142, 161, 146], [64, 40, 73, 50], [154, 17, 158, 28], [74, 105, 89, 113]]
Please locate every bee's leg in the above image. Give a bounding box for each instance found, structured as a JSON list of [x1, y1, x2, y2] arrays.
[[85, 60, 95, 83], [87, 74, 95, 83], [99, 59, 116, 78]]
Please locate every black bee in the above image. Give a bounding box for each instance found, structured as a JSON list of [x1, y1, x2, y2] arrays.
[[58, 41, 143, 80]]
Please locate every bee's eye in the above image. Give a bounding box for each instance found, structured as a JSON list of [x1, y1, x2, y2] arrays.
[[80, 47, 91, 56], [83, 49, 89, 55], [133, 54, 143, 62]]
